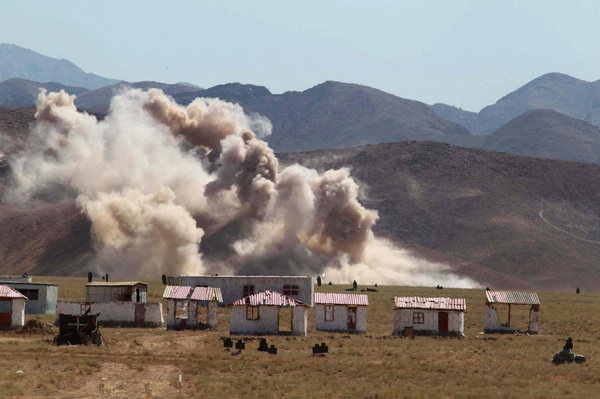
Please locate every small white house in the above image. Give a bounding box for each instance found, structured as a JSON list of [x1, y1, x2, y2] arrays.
[[393, 296, 466, 337], [163, 285, 223, 330], [228, 290, 308, 336], [484, 290, 540, 334], [56, 281, 163, 327], [314, 292, 368, 333], [0, 285, 28, 329]]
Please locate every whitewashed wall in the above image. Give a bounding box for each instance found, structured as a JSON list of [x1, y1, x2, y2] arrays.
[[529, 306, 539, 334], [315, 305, 367, 333], [11, 298, 26, 328], [393, 309, 464, 336], [230, 305, 279, 335], [56, 301, 163, 327], [207, 302, 218, 329], [291, 306, 307, 336], [484, 304, 539, 333]]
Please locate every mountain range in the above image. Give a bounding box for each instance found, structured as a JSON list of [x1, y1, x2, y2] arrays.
[[0, 43, 121, 89], [2, 44, 600, 290]]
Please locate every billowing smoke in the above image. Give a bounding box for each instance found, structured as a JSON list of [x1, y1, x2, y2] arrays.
[[6, 87, 478, 287]]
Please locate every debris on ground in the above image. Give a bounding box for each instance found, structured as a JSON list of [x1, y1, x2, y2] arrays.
[[16, 320, 55, 335]]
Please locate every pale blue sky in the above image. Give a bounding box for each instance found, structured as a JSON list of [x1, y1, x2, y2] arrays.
[[1, 0, 598, 111]]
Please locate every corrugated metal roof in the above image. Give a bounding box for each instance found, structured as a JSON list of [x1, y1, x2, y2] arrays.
[[486, 291, 540, 305], [230, 290, 308, 307], [0, 285, 28, 299], [394, 296, 466, 311], [87, 281, 146, 287], [162, 285, 193, 299], [163, 286, 224, 302], [190, 286, 223, 302], [314, 292, 369, 306]]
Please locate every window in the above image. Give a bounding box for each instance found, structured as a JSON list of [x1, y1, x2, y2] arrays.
[[413, 312, 424, 324], [175, 301, 189, 319], [324, 305, 334, 321], [17, 289, 39, 301], [246, 306, 259, 320], [243, 285, 254, 297], [283, 285, 299, 296]]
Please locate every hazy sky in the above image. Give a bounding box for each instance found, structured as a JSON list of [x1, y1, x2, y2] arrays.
[[1, 1, 598, 111]]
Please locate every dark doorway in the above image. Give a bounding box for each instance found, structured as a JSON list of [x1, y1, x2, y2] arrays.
[[347, 306, 357, 330], [438, 312, 449, 332]]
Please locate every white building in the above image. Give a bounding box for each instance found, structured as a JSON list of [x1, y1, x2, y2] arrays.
[[175, 275, 314, 306], [163, 285, 223, 330], [56, 281, 163, 327], [228, 290, 308, 336], [0, 276, 58, 315], [86, 281, 147, 303], [484, 291, 540, 334], [314, 292, 368, 333], [0, 285, 27, 329], [393, 296, 466, 337]]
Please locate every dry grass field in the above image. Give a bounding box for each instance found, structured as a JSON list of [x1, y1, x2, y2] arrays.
[[1, 277, 599, 398]]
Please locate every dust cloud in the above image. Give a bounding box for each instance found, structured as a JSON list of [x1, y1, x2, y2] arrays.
[[6, 87, 478, 287]]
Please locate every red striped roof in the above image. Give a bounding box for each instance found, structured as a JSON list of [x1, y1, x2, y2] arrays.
[[163, 286, 223, 302], [190, 286, 223, 302], [314, 292, 369, 306], [0, 285, 28, 299], [394, 296, 466, 311], [230, 290, 308, 307], [163, 285, 192, 299]]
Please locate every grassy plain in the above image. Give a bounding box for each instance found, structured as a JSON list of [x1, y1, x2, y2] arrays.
[[1, 277, 599, 398]]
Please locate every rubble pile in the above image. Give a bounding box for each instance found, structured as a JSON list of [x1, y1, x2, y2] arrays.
[[16, 320, 55, 335]]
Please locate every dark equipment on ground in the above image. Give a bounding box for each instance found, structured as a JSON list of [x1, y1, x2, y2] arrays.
[[258, 338, 269, 352], [223, 337, 233, 348], [235, 339, 245, 350], [54, 313, 104, 346], [552, 337, 586, 365], [268, 344, 277, 355], [313, 342, 328, 355]]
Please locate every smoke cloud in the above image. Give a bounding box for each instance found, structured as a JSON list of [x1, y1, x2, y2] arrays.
[[6, 87, 479, 288]]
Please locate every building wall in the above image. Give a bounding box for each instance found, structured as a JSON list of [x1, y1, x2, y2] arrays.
[[11, 298, 26, 328], [0, 283, 58, 314], [529, 305, 539, 334], [291, 306, 307, 336], [229, 305, 279, 335], [208, 301, 218, 329], [178, 276, 314, 306], [315, 304, 367, 333], [56, 301, 163, 327], [393, 309, 464, 336], [86, 284, 147, 303]]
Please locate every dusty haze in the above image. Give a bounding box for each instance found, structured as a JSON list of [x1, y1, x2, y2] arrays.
[[5, 87, 478, 288]]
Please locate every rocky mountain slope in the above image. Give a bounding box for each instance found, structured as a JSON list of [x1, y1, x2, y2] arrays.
[[0, 43, 120, 89], [433, 73, 600, 134]]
